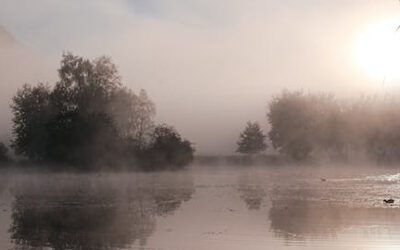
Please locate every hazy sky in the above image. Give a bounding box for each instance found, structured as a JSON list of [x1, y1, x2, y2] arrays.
[[0, 0, 399, 154]]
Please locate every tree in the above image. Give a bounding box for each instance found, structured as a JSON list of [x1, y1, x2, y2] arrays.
[[237, 122, 267, 154], [10, 53, 197, 170], [134, 90, 156, 148], [11, 84, 52, 161], [267, 91, 316, 161], [10, 53, 195, 170], [11, 54, 124, 166], [53, 53, 121, 114], [10, 53, 154, 168], [267, 91, 372, 162], [0, 142, 9, 163], [138, 125, 195, 170], [109, 88, 155, 148], [44, 111, 120, 167]]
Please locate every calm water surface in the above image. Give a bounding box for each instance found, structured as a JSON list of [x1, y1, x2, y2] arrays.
[[0, 165, 400, 249]]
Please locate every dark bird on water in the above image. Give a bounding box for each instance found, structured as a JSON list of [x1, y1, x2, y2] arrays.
[[383, 199, 395, 204]]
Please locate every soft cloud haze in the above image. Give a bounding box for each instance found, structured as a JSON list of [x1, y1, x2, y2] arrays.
[[0, 26, 53, 143], [0, 0, 399, 154]]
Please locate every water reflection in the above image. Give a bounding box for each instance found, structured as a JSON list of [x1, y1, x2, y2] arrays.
[[6, 168, 400, 250], [9, 173, 194, 250], [237, 175, 266, 210], [269, 199, 343, 240], [269, 191, 400, 241]]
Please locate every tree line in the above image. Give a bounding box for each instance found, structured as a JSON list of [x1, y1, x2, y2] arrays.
[[1, 53, 399, 168], [238, 91, 400, 164], [0, 53, 194, 170]]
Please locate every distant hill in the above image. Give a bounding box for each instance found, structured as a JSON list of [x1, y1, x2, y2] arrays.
[[0, 25, 18, 48]]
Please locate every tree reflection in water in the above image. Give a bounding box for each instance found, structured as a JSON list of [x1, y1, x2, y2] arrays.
[[269, 188, 400, 241], [9, 173, 194, 250], [237, 174, 266, 211]]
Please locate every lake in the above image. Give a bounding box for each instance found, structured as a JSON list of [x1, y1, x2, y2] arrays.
[[0, 165, 400, 249]]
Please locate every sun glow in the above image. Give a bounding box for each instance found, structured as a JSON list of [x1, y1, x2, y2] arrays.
[[355, 19, 400, 80]]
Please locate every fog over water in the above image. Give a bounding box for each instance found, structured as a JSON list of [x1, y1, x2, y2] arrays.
[[0, 166, 398, 249], [1, 0, 400, 153]]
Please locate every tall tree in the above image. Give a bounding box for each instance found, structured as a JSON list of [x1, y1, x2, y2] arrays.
[[267, 91, 365, 161], [10, 53, 195, 170], [11, 83, 52, 161], [237, 122, 267, 154], [108, 88, 155, 149], [135, 89, 156, 148], [0, 142, 9, 163], [267, 91, 319, 161], [52, 52, 121, 114], [11, 53, 154, 167]]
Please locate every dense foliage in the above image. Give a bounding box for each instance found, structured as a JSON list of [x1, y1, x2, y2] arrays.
[[237, 122, 267, 155], [11, 53, 194, 170], [0, 142, 9, 163], [267, 91, 400, 163], [137, 125, 195, 170]]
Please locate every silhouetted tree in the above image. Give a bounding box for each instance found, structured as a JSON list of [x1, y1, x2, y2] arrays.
[[11, 83, 52, 161], [11, 54, 124, 167], [10, 53, 194, 170], [138, 125, 194, 170], [237, 122, 267, 155], [45, 112, 120, 167], [0, 142, 9, 163], [52, 53, 121, 114]]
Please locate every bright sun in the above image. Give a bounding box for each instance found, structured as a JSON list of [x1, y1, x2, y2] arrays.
[[355, 19, 400, 80]]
